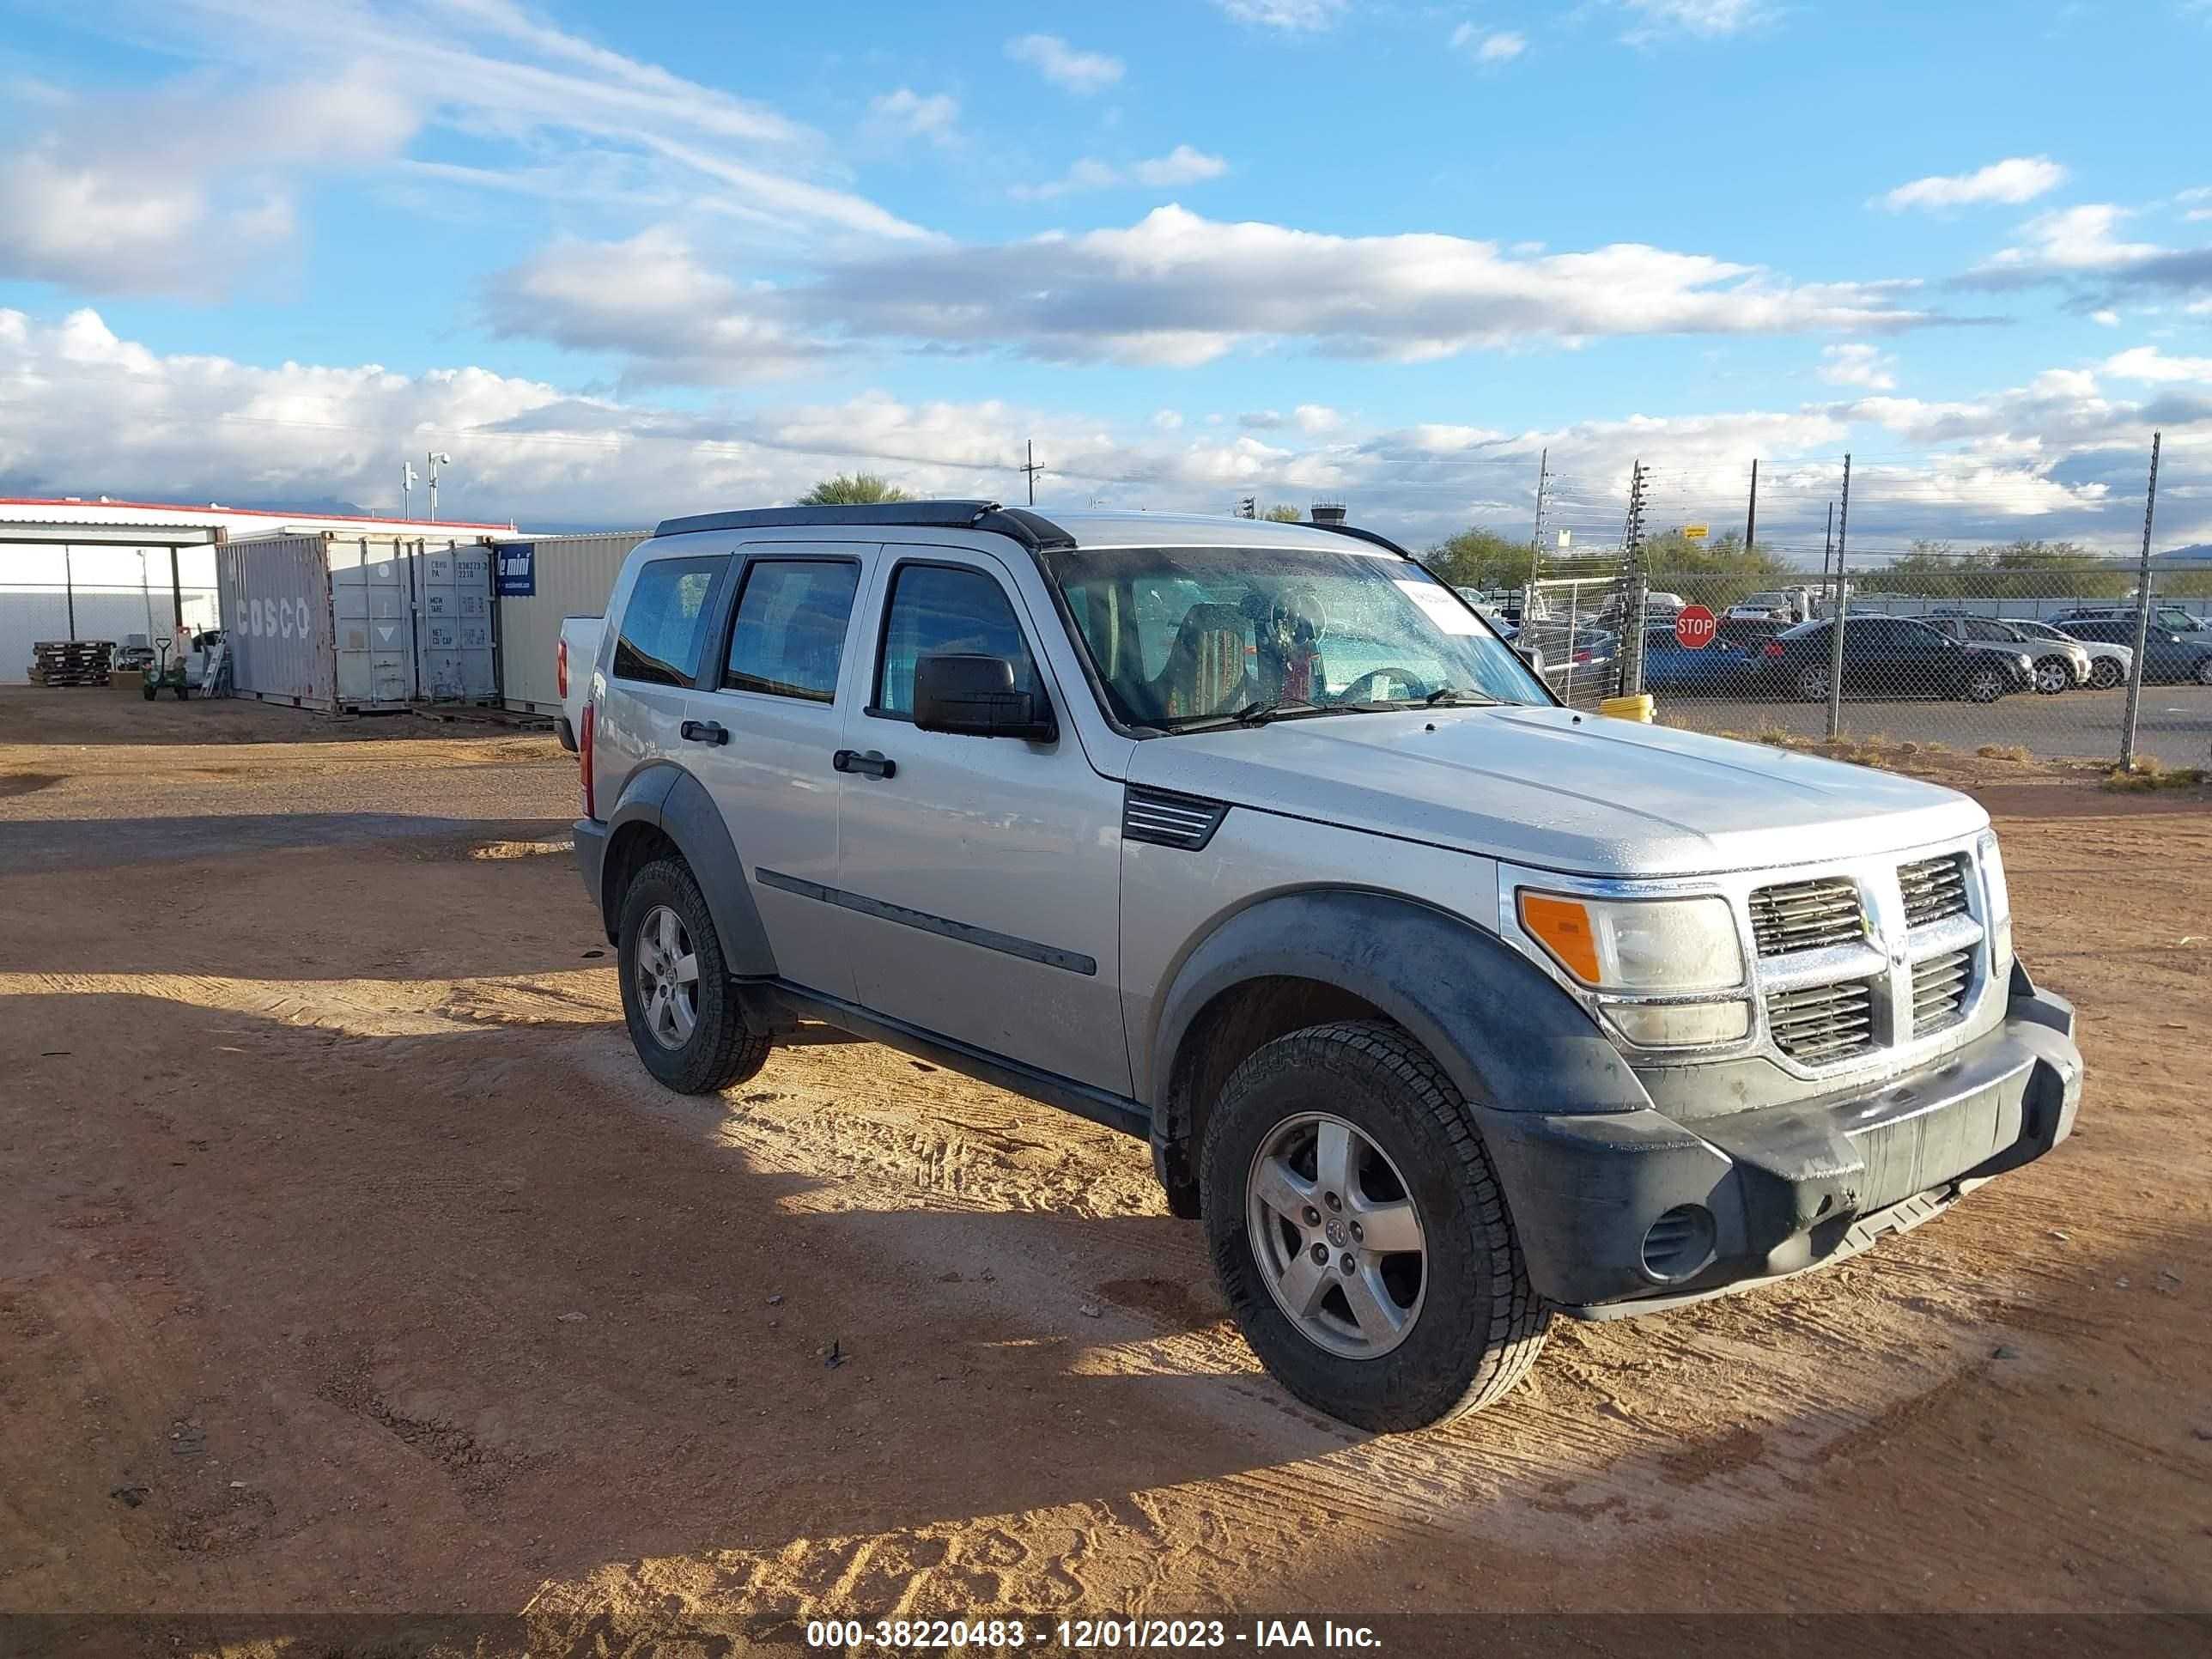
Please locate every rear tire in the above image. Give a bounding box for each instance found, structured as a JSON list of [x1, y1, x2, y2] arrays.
[[1794, 665, 1830, 702], [1964, 666, 2006, 702], [2197, 658, 2212, 687], [617, 857, 772, 1095], [1200, 1020, 1549, 1432], [2033, 656, 2070, 695]]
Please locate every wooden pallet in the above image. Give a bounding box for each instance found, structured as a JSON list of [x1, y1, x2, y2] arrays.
[[28, 640, 116, 687]]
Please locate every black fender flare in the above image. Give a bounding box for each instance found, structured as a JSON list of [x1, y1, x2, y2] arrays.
[[1145, 888, 1651, 1121], [599, 763, 778, 980]]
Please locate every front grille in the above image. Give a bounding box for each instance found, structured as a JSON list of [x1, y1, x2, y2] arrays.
[[1765, 979, 1876, 1064], [1899, 854, 1971, 928], [1747, 877, 1863, 957], [1911, 948, 1973, 1035], [1121, 787, 1229, 851]]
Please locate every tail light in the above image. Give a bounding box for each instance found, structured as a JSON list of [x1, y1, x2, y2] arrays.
[[1573, 648, 1594, 665], [556, 635, 568, 699], [579, 702, 596, 820], [1764, 641, 1785, 659]]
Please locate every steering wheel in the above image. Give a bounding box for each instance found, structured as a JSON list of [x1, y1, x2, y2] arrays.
[[1334, 666, 1432, 704]]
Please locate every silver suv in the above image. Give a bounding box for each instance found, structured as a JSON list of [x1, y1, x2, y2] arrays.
[[571, 502, 2084, 1431]]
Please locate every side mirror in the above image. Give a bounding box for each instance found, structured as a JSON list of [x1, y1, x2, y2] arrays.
[[913, 653, 1056, 742]]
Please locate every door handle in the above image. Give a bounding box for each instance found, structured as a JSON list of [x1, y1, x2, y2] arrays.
[[833, 748, 896, 780], [680, 720, 728, 745]]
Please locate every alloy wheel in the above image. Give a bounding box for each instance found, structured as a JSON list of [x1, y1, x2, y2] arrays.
[[634, 904, 701, 1050], [1246, 1113, 1427, 1360]]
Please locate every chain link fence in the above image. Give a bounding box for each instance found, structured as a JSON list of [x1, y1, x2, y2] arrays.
[[1447, 438, 2209, 769]]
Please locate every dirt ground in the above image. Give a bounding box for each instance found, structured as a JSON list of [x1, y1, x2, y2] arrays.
[[3, 685, 2209, 1649]]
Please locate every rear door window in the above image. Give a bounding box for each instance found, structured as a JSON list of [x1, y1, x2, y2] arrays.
[[613, 556, 724, 686], [724, 560, 860, 702]]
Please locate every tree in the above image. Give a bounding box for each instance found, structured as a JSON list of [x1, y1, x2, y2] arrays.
[[797, 471, 910, 505], [1423, 526, 1528, 591], [1261, 504, 1304, 523]]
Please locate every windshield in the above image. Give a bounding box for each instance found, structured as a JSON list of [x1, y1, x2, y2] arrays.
[[1039, 542, 1550, 730]]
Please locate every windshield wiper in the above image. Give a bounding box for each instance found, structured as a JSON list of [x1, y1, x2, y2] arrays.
[[1424, 688, 1502, 708], [1231, 698, 1322, 726]]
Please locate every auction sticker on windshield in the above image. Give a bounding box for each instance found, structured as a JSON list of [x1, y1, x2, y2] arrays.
[[1395, 580, 1480, 634]]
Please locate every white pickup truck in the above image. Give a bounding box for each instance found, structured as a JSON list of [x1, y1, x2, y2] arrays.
[[556, 614, 605, 755]]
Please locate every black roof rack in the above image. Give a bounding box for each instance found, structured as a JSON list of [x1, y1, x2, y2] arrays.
[[653, 500, 1078, 553], [1306, 520, 1418, 561]]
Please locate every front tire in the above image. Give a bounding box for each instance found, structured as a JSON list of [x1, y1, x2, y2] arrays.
[[1964, 666, 2006, 702], [2089, 657, 2124, 690], [617, 856, 772, 1095], [1200, 1021, 1549, 1432]]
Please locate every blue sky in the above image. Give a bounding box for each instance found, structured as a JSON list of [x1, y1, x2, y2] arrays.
[[1, 0, 2208, 556]]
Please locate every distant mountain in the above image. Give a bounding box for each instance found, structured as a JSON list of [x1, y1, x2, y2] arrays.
[[217, 495, 377, 519], [2153, 543, 2212, 563]]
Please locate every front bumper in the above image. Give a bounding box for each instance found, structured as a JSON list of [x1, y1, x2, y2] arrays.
[[1477, 968, 2083, 1317]]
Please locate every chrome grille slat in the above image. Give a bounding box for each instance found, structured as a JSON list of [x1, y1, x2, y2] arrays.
[[1747, 877, 1864, 957], [1765, 978, 1877, 1063], [1899, 854, 1972, 929], [1911, 946, 1974, 1036]]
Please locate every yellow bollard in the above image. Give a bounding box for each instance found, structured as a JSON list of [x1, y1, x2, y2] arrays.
[[1599, 693, 1655, 723]]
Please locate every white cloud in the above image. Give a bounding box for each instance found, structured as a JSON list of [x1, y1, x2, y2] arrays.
[[1620, 0, 1772, 40], [781, 205, 1933, 368], [483, 228, 832, 386], [2092, 308, 2120, 326], [4, 307, 2202, 552], [1980, 204, 2163, 274], [1004, 34, 1125, 94], [2102, 346, 2212, 384], [1012, 148, 1229, 200], [0, 0, 921, 295], [1877, 156, 2068, 212], [1295, 404, 1346, 434], [1450, 23, 1528, 61], [1819, 343, 1898, 390], [0, 68, 419, 293], [1214, 0, 1348, 28], [866, 88, 961, 149], [1152, 410, 1184, 430], [2180, 185, 2212, 223]]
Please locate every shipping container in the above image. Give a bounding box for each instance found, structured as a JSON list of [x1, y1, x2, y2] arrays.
[[216, 532, 495, 712], [489, 532, 648, 714]]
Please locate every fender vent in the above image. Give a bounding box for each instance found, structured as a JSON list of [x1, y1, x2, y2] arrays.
[[1899, 854, 1971, 929], [1122, 787, 1228, 851]]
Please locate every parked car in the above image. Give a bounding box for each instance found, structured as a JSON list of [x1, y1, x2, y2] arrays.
[[1749, 617, 2031, 702], [556, 614, 605, 752], [1728, 586, 1823, 624], [1514, 622, 1616, 689], [571, 501, 2081, 1431], [1638, 625, 1752, 695], [2057, 619, 2212, 685], [2050, 604, 2210, 641], [1998, 617, 2132, 690], [1922, 616, 2092, 695]]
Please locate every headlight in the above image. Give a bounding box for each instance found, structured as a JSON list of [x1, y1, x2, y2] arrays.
[[1978, 831, 2014, 981], [1517, 892, 1744, 992]]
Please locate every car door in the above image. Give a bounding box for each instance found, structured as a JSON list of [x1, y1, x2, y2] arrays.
[[830, 548, 1132, 1095], [685, 544, 877, 1000]]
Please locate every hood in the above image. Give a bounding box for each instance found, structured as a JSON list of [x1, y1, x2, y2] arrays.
[[1127, 704, 1987, 878]]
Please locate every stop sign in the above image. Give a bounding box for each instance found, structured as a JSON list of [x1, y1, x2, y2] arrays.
[[1674, 604, 1718, 650]]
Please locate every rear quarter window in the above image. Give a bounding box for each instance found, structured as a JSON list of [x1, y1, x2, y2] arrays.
[[614, 556, 725, 686]]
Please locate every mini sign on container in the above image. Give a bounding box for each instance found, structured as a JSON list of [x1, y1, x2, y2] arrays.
[[1674, 604, 1719, 650], [496, 544, 536, 598]]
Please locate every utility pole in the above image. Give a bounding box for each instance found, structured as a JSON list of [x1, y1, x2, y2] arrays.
[[1745, 457, 1759, 553], [1620, 460, 1650, 697], [2121, 431, 2162, 771], [1527, 447, 1550, 590], [1019, 439, 1046, 507], [1825, 455, 1851, 741], [426, 452, 453, 523], [64, 544, 76, 640]]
